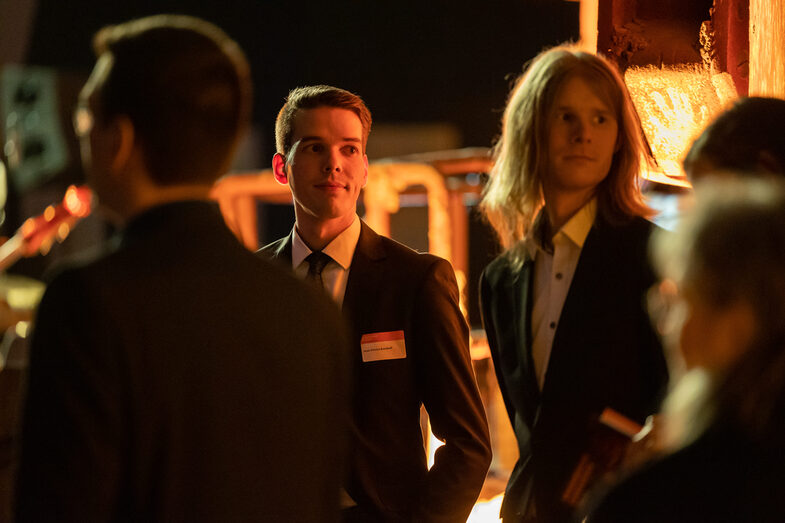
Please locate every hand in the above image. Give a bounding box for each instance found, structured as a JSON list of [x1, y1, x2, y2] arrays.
[[623, 415, 665, 471]]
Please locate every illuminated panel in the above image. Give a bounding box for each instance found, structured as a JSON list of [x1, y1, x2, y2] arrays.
[[750, 0, 785, 97], [625, 65, 737, 184], [579, 0, 599, 53]]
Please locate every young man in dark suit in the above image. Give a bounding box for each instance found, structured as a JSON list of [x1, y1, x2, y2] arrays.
[[260, 85, 491, 522], [15, 16, 349, 522]]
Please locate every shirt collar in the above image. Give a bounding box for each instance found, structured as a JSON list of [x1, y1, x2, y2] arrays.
[[292, 215, 361, 270], [560, 198, 596, 248], [523, 198, 597, 259]]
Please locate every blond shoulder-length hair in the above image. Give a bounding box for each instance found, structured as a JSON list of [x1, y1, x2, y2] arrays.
[[481, 44, 654, 261]]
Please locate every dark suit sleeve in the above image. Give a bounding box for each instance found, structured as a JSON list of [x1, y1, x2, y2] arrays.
[[15, 272, 127, 522], [412, 259, 492, 522]]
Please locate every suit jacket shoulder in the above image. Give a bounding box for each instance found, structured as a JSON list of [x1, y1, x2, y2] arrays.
[[481, 249, 524, 290], [369, 226, 451, 275]]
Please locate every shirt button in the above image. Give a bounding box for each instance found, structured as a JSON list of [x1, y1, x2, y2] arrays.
[[550, 321, 556, 329], [555, 272, 563, 280]]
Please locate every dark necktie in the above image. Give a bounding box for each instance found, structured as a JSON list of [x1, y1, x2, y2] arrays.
[[305, 251, 332, 289]]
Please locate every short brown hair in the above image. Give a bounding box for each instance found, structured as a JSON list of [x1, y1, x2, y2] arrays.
[[92, 14, 252, 185], [275, 85, 372, 159]]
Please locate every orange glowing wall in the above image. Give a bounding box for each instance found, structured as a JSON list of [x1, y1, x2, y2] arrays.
[[749, 0, 785, 97]]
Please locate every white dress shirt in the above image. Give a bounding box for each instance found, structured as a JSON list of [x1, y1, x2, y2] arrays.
[[291, 215, 361, 307], [525, 199, 597, 389]]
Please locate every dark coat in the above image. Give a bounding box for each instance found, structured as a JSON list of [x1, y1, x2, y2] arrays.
[[16, 201, 350, 522], [261, 221, 492, 522], [584, 423, 785, 522], [480, 215, 668, 523]]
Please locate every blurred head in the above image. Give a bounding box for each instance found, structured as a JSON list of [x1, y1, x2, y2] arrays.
[[684, 97, 785, 182], [77, 14, 251, 189], [275, 85, 372, 160], [652, 178, 785, 440], [481, 45, 652, 255]]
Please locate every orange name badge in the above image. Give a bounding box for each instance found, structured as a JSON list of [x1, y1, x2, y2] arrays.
[[360, 330, 407, 362]]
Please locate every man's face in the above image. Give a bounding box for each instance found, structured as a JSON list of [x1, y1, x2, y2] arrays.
[[543, 74, 619, 200], [275, 107, 368, 229]]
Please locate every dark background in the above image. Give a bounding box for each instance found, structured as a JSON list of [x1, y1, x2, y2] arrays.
[[25, 0, 579, 156]]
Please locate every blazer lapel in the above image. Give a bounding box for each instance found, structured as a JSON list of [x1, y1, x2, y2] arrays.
[[339, 221, 387, 418], [513, 259, 542, 426], [341, 221, 386, 337], [490, 255, 541, 429]]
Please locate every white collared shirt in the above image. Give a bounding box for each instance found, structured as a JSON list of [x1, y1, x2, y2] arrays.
[[291, 215, 361, 307], [525, 199, 597, 389]]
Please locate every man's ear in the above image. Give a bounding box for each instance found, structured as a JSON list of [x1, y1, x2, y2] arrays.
[[272, 153, 288, 185], [110, 115, 135, 175], [361, 154, 369, 187]]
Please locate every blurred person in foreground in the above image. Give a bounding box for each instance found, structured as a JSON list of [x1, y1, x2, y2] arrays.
[[479, 45, 668, 523], [15, 15, 349, 522], [683, 96, 785, 181], [584, 177, 785, 522], [260, 85, 491, 522], [624, 95, 785, 459]]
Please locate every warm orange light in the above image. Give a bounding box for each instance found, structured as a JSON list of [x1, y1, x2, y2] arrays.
[[57, 222, 71, 242], [43, 206, 55, 222], [626, 66, 738, 184], [467, 493, 504, 522], [20, 218, 35, 237], [578, 0, 599, 53], [64, 185, 92, 217]]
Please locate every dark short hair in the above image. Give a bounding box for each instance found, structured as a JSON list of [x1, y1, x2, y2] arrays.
[[275, 85, 372, 159], [92, 14, 252, 185], [684, 97, 785, 180]]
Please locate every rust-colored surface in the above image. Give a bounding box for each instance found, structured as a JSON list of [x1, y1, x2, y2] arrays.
[[750, 0, 785, 98]]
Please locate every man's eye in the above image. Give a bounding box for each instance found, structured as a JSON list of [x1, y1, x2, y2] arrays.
[[308, 144, 324, 152], [344, 145, 359, 155], [595, 115, 607, 124]]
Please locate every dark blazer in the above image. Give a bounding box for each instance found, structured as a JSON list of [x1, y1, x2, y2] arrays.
[[261, 221, 492, 522], [480, 215, 668, 523], [584, 423, 785, 522], [15, 201, 350, 523]]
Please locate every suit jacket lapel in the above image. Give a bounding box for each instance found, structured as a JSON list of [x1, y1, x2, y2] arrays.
[[489, 255, 541, 429], [339, 221, 387, 412], [342, 221, 385, 320], [514, 258, 542, 426]]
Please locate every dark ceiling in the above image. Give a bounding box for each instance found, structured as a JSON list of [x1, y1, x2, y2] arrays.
[[25, 0, 579, 154]]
